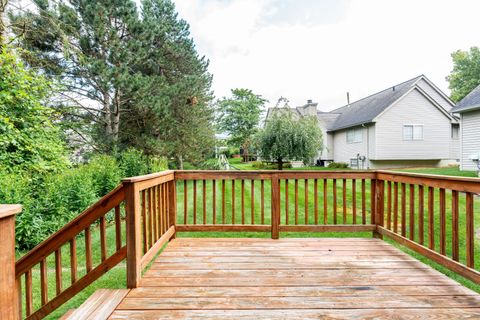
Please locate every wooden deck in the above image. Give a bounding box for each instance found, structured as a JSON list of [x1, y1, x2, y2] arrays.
[[109, 238, 480, 319]]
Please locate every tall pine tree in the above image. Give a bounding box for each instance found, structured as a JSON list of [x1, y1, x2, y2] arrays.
[[10, 0, 215, 165]]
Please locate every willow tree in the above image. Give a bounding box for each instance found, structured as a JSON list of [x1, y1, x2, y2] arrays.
[[256, 112, 322, 170]]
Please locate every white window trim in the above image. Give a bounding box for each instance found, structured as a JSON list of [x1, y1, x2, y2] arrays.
[[403, 124, 424, 141]]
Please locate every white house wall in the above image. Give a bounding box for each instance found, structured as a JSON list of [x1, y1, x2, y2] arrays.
[[460, 110, 480, 171], [374, 89, 452, 160], [416, 78, 453, 112], [332, 126, 369, 166]]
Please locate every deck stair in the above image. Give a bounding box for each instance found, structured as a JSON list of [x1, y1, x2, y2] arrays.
[[62, 289, 129, 320]]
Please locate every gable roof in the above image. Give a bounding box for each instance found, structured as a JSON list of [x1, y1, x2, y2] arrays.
[[451, 84, 480, 113], [327, 75, 423, 131], [265, 75, 453, 131]]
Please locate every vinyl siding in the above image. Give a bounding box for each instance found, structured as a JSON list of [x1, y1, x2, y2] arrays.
[[332, 125, 372, 168], [460, 110, 480, 171], [374, 88, 453, 160], [416, 78, 453, 112]]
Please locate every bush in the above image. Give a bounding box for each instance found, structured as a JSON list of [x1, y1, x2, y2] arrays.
[[88, 155, 122, 196], [328, 162, 349, 169], [119, 148, 149, 177]]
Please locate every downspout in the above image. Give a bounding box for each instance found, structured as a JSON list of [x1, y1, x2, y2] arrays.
[[362, 124, 370, 169]]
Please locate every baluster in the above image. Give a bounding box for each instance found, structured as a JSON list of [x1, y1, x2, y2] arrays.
[[342, 179, 347, 224], [141, 191, 147, 252], [409, 184, 415, 241], [183, 180, 188, 224], [386, 181, 391, 229], [231, 180, 235, 224], [193, 180, 197, 224], [428, 187, 434, 250], [203, 180, 207, 224], [333, 179, 338, 224], [323, 179, 328, 224], [100, 216, 107, 261], [251, 180, 255, 224], [352, 179, 357, 225], [25, 269, 32, 317], [314, 179, 318, 224], [304, 179, 309, 224], [401, 183, 406, 237], [85, 227, 93, 272], [393, 182, 398, 233], [115, 205, 122, 251], [466, 192, 474, 268], [261, 180, 265, 224], [452, 190, 459, 261], [418, 185, 424, 245], [40, 258, 48, 305], [158, 185, 163, 235], [361, 179, 366, 224], [439, 188, 446, 255], [70, 238, 77, 284], [241, 180, 245, 224], [370, 179, 376, 224], [222, 180, 226, 224], [295, 179, 299, 225], [285, 179, 289, 225], [55, 249, 62, 294], [213, 180, 217, 225]]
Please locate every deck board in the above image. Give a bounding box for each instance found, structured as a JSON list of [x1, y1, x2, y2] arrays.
[[109, 238, 480, 319]]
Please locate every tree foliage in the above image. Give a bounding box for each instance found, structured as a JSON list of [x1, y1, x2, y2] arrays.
[[256, 111, 322, 170], [217, 88, 266, 150], [446, 47, 480, 102], [10, 0, 215, 165], [0, 46, 69, 173]]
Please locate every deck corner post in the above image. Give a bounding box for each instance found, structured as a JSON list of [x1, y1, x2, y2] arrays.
[[124, 181, 142, 288], [0, 204, 22, 320], [168, 178, 177, 239], [271, 173, 280, 239], [373, 179, 385, 239]]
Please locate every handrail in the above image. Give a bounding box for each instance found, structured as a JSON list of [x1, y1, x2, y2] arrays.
[[9, 169, 480, 319], [15, 185, 126, 320], [16, 184, 125, 277]]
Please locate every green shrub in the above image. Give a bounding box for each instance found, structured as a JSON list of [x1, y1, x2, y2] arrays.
[[88, 154, 122, 196], [328, 162, 349, 169], [148, 156, 168, 173], [119, 148, 149, 177]]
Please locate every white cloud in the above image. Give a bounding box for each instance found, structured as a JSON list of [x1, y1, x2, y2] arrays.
[[174, 0, 480, 111]]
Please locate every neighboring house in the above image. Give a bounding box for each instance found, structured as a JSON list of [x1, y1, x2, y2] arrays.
[[266, 75, 459, 169], [450, 84, 480, 172]]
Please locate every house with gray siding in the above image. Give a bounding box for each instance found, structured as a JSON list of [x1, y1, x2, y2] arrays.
[[451, 84, 480, 172], [266, 75, 459, 169]]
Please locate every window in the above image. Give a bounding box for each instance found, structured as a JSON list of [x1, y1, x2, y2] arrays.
[[346, 128, 363, 143], [452, 124, 459, 140], [403, 125, 423, 140]]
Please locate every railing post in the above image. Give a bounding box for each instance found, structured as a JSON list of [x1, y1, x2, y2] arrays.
[[271, 174, 280, 239], [0, 205, 22, 320], [124, 181, 142, 288], [168, 179, 177, 239], [374, 179, 385, 239]]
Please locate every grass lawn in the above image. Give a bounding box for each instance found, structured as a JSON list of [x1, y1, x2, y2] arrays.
[[19, 162, 480, 319]]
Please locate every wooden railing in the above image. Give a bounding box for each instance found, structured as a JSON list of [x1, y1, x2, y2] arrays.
[[3, 169, 479, 319], [14, 185, 126, 320], [375, 170, 480, 283]]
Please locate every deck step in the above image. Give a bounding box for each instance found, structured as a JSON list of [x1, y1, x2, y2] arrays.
[[63, 289, 129, 320], [59, 309, 75, 320]]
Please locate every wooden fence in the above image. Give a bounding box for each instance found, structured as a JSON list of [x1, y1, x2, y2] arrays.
[[0, 170, 478, 319]]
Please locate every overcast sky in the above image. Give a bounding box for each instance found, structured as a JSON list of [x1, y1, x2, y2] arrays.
[[174, 0, 480, 111]]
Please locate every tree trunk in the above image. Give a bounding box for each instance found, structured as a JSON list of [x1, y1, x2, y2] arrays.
[[112, 89, 121, 143], [177, 155, 184, 170], [103, 90, 112, 139], [0, 0, 8, 47], [277, 158, 283, 170]]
